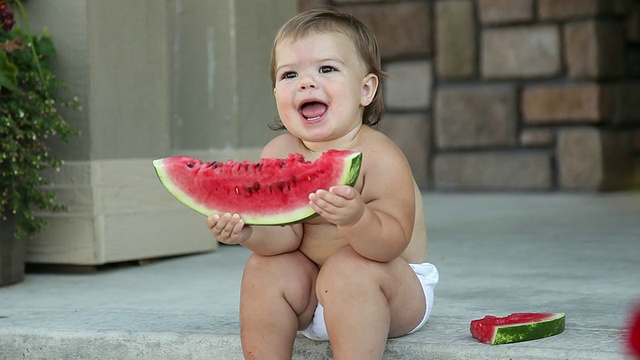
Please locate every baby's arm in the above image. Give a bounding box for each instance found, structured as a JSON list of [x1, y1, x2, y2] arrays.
[[310, 143, 415, 262]]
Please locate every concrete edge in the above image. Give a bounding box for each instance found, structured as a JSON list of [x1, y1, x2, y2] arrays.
[[0, 329, 623, 360]]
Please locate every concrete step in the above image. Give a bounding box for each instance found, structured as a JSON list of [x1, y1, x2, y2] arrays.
[[0, 324, 624, 359]]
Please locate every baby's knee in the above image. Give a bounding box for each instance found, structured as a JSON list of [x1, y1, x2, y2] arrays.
[[323, 246, 371, 271], [317, 247, 377, 292], [243, 253, 269, 275], [243, 253, 289, 281]]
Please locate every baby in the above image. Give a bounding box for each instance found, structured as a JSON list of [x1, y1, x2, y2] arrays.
[[207, 8, 438, 360]]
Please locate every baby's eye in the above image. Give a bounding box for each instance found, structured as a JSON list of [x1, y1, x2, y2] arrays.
[[281, 71, 297, 80], [319, 66, 336, 74]]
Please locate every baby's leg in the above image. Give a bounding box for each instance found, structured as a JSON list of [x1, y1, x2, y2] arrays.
[[316, 246, 426, 360], [239, 250, 319, 359]]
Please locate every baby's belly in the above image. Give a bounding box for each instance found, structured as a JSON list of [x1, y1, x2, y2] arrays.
[[298, 224, 348, 266]]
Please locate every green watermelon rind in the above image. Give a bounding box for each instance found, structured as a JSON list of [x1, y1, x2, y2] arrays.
[[488, 313, 566, 345], [153, 151, 362, 226], [342, 151, 362, 188], [153, 158, 212, 218]]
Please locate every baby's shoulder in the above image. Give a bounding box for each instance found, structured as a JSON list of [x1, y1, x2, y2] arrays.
[[358, 127, 405, 160]]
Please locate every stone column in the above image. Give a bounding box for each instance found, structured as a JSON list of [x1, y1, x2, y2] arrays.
[[22, 0, 296, 265]]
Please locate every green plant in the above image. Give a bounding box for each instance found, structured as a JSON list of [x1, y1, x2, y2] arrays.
[[0, 0, 79, 238]]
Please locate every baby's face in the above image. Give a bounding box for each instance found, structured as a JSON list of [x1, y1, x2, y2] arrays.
[[272, 31, 377, 145]]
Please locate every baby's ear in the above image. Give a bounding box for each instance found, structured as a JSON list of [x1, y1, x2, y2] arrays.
[[360, 73, 379, 107]]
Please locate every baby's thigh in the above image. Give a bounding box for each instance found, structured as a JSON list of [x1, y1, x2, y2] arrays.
[[384, 259, 427, 337], [317, 247, 425, 336]]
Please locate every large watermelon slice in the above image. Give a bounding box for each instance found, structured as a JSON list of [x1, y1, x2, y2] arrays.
[[153, 149, 362, 225], [470, 312, 565, 345]]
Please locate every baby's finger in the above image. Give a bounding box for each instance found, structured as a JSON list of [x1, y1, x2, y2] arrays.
[[232, 217, 245, 235], [213, 213, 232, 231], [309, 195, 337, 218], [206, 214, 220, 229], [315, 188, 346, 208], [219, 213, 239, 232], [308, 198, 323, 213], [222, 214, 244, 233], [329, 185, 356, 199], [309, 191, 330, 209]]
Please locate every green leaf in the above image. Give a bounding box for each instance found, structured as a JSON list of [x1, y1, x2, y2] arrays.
[[0, 51, 18, 90], [35, 32, 56, 61]]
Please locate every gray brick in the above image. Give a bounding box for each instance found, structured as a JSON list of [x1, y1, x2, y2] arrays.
[[558, 128, 634, 191], [564, 20, 625, 79], [435, 85, 518, 149], [538, 0, 614, 21], [380, 113, 430, 188], [435, 0, 475, 79], [478, 0, 534, 25], [522, 83, 614, 124], [482, 25, 561, 79], [384, 61, 433, 110], [341, 2, 431, 59], [434, 152, 552, 190]]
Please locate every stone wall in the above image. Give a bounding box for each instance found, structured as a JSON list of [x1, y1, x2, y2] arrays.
[[298, 0, 640, 191]]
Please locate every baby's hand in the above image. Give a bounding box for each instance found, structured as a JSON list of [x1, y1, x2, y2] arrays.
[[309, 186, 364, 227], [206, 213, 252, 245]]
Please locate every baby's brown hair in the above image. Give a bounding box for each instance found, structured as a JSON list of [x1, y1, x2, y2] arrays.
[[270, 8, 387, 130]]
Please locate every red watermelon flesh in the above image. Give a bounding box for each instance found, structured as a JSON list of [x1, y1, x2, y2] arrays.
[[627, 302, 640, 358], [470, 312, 565, 345], [153, 149, 362, 225]]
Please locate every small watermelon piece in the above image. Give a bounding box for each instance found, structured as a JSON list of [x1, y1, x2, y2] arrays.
[[627, 303, 640, 358], [153, 149, 362, 225], [470, 312, 565, 345]]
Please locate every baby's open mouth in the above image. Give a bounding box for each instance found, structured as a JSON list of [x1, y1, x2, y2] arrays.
[[300, 101, 328, 121]]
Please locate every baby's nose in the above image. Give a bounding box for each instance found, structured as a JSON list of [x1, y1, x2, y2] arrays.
[[299, 75, 317, 90]]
